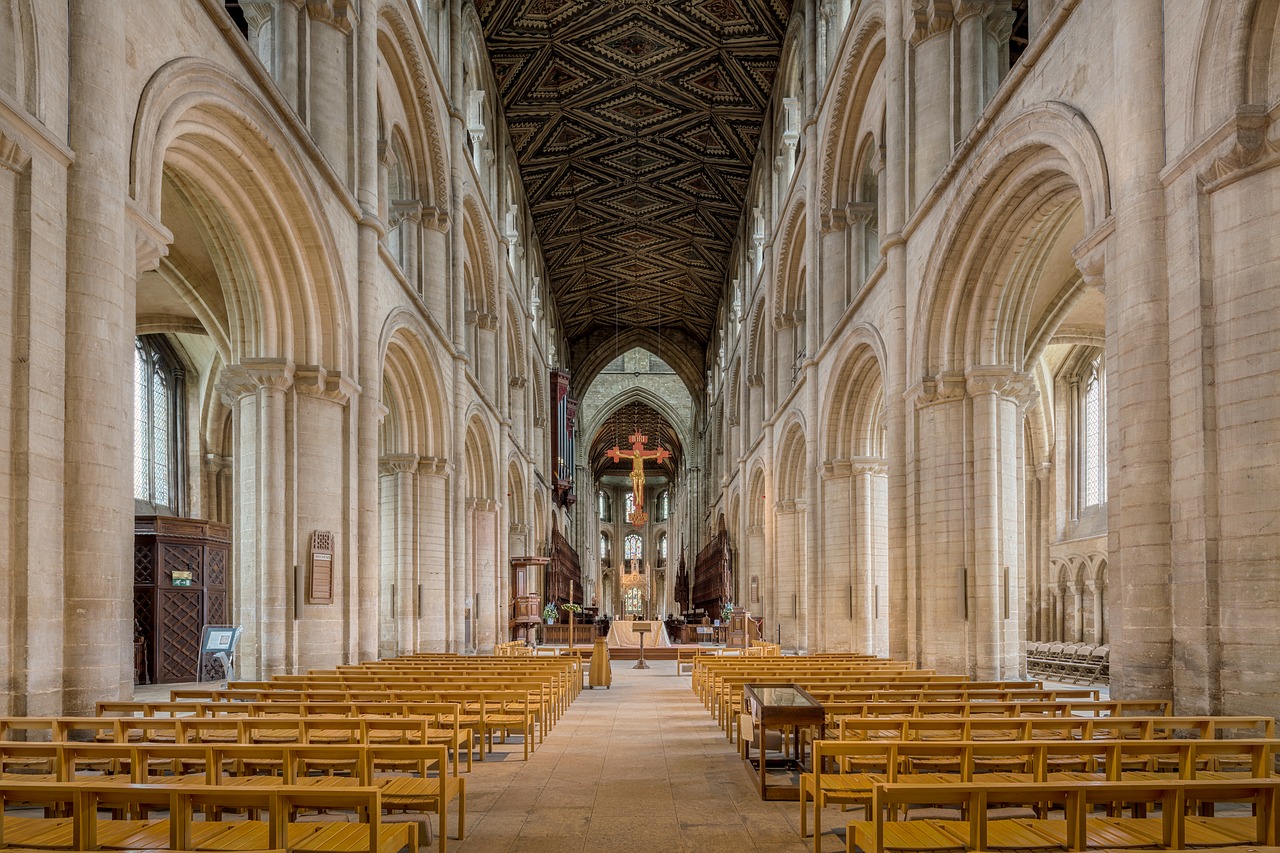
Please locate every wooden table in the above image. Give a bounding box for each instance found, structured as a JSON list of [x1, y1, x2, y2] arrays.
[[742, 683, 825, 801]]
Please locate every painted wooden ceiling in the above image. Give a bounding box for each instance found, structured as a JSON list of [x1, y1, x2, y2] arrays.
[[477, 0, 791, 373], [588, 400, 683, 482]]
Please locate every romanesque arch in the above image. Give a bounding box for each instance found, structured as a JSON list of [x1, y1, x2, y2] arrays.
[[464, 412, 500, 652], [820, 332, 889, 654], [1191, 0, 1280, 139], [0, 0, 38, 116], [774, 418, 808, 650], [819, 10, 886, 217]]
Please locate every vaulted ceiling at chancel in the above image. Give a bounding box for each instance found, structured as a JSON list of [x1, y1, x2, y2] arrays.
[[477, 0, 791, 377], [588, 400, 683, 483]]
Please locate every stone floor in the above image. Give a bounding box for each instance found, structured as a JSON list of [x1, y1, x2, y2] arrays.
[[448, 660, 820, 853]]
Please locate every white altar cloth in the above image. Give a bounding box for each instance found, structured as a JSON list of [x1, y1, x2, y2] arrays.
[[606, 620, 672, 648]]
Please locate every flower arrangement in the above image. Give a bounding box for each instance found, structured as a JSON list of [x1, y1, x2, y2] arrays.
[[542, 602, 558, 623], [562, 602, 583, 615], [720, 600, 735, 622]]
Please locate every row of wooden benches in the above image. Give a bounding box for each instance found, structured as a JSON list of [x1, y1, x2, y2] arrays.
[[803, 738, 1280, 852], [0, 741, 463, 849], [0, 779, 418, 853], [845, 777, 1280, 852]]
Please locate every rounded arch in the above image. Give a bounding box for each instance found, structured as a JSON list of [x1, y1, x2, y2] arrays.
[[580, 385, 692, 458], [1192, 0, 1280, 138], [378, 309, 449, 460], [507, 458, 527, 528], [747, 299, 768, 381], [823, 328, 889, 461], [376, 4, 449, 208], [774, 200, 808, 326], [461, 196, 498, 323], [746, 462, 768, 528], [463, 412, 497, 501], [775, 418, 809, 504], [820, 12, 887, 215], [914, 102, 1111, 378], [130, 58, 352, 369]]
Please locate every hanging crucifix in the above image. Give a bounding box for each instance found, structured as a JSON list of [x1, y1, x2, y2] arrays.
[[607, 430, 670, 527]]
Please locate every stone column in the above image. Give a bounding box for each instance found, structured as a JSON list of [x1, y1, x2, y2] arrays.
[[883, 0, 911, 663], [355, 0, 381, 666], [218, 360, 294, 678], [966, 367, 1035, 678], [819, 462, 853, 652], [418, 457, 450, 652], [852, 458, 888, 655], [274, 0, 304, 109], [906, 5, 953, 207], [304, 0, 353, 184], [1107, 0, 1173, 699], [63, 0, 134, 713], [469, 497, 499, 653], [955, 1, 1015, 138], [381, 454, 418, 656]]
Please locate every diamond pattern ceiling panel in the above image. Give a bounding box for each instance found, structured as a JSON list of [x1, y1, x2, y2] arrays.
[[478, 0, 790, 357]]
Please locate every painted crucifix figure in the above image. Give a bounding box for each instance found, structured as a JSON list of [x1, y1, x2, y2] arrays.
[[607, 430, 670, 526]]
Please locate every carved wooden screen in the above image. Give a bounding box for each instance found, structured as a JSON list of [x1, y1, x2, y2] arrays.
[[547, 526, 583, 608], [692, 529, 732, 615], [308, 531, 334, 604], [134, 516, 231, 684]]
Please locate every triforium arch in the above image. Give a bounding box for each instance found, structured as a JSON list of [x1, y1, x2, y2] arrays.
[[820, 332, 889, 655], [819, 9, 887, 217], [906, 101, 1113, 680], [378, 312, 451, 656], [463, 411, 501, 653], [461, 196, 499, 397], [743, 462, 769, 644], [774, 199, 808, 395], [1191, 0, 1280, 139]]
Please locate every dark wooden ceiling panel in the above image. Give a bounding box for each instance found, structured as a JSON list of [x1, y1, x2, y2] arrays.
[[478, 0, 791, 365]]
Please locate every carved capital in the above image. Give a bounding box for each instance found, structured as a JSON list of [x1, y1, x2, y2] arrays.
[[509, 374, 527, 390], [908, 0, 956, 44], [819, 206, 848, 233], [850, 456, 888, 477], [391, 199, 423, 225], [422, 206, 450, 232], [380, 453, 420, 475], [294, 365, 357, 405], [821, 460, 852, 480], [217, 359, 295, 405], [1072, 216, 1112, 292], [418, 456, 452, 477], [240, 0, 274, 30], [1206, 104, 1276, 183], [746, 372, 764, 389], [306, 0, 354, 33], [467, 497, 500, 514], [203, 453, 232, 474], [126, 200, 173, 276], [0, 131, 31, 173], [965, 365, 1039, 411]]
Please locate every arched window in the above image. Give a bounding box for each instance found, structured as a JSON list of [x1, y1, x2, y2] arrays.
[[625, 492, 636, 519], [598, 490, 611, 522], [658, 532, 667, 564], [599, 533, 610, 562], [657, 490, 670, 521], [1080, 357, 1107, 509], [623, 533, 642, 561], [134, 336, 184, 514]]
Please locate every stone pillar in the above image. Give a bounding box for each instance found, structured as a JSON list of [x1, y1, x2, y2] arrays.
[[354, 0, 381, 666], [906, 5, 953, 207], [304, 0, 353, 184], [819, 462, 853, 652], [381, 454, 418, 656], [1107, 0, 1173, 700], [852, 459, 888, 655], [63, 0, 134, 713], [218, 360, 294, 679], [418, 457, 450, 652], [469, 497, 499, 653], [274, 0, 304, 109], [955, 1, 1015, 139], [883, 0, 910, 663], [1027, 0, 1055, 37]]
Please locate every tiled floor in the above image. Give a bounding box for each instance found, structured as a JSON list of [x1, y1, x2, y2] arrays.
[[449, 660, 820, 853]]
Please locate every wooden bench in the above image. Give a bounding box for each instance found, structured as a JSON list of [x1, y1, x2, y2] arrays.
[[846, 778, 1280, 852]]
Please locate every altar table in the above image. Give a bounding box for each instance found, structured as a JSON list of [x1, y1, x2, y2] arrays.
[[606, 620, 672, 647]]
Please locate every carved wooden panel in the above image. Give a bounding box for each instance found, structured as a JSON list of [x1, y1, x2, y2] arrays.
[[134, 545, 155, 585], [158, 590, 202, 683], [206, 547, 227, 588], [162, 542, 203, 585]]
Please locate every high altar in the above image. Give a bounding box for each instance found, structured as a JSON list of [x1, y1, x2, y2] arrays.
[[606, 619, 671, 648]]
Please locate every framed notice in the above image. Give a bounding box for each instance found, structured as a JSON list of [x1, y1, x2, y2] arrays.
[[309, 531, 334, 604], [200, 625, 242, 655], [750, 575, 760, 604]]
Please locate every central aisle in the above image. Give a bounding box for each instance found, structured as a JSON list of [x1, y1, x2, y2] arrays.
[[451, 660, 816, 853]]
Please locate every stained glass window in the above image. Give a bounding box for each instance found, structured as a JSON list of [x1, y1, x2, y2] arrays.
[[624, 533, 642, 561], [658, 533, 667, 561], [624, 587, 642, 614], [625, 492, 635, 518], [657, 490, 669, 521], [1082, 361, 1106, 507], [598, 490, 610, 521], [134, 337, 182, 512], [600, 534, 608, 561]]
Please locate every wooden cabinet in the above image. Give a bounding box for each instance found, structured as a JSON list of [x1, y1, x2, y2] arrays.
[[133, 516, 230, 684]]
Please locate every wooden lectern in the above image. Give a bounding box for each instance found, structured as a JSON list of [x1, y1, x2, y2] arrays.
[[632, 624, 651, 670]]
